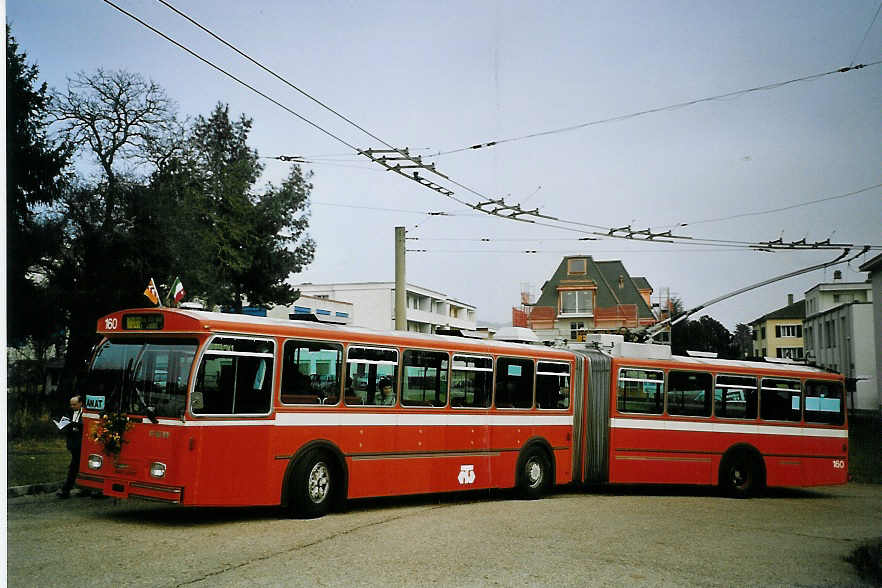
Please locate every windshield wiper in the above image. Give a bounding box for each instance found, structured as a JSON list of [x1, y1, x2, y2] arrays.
[[126, 353, 158, 424]]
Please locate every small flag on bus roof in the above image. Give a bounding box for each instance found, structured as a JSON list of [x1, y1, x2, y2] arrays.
[[168, 276, 186, 306], [143, 278, 161, 306]]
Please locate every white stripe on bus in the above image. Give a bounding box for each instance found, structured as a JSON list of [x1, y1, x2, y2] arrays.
[[610, 417, 848, 438], [273, 413, 573, 427], [86, 412, 572, 427]]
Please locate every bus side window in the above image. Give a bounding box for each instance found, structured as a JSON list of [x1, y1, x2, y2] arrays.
[[759, 378, 801, 422], [192, 337, 274, 416], [450, 355, 492, 408], [804, 380, 844, 425], [402, 350, 449, 407], [234, 358, 272, 413], [667, 371, 712, 417], [345, 346, 398, 407], [536, 361, 570, 409], [714, 375, 757, 419], [617, 368, 664, 414], [281, 340, 342, 405], [495, 357, 534, 409]]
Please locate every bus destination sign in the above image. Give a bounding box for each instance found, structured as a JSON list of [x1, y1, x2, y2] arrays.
[[123, 314, 164, 330]]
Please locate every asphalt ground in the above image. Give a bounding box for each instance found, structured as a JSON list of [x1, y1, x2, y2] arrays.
[[7, 483, 881, 587]]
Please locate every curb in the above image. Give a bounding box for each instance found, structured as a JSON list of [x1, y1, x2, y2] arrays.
[[8, 481, 63, 498]]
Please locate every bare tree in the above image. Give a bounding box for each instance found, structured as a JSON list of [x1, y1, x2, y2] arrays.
[[51, 69, 182, 228]]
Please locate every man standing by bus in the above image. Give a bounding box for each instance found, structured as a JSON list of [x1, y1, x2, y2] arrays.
[[56, 395, 83, 498]]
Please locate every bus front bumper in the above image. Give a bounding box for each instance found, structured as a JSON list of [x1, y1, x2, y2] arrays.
[[77, 473, 184, 503]]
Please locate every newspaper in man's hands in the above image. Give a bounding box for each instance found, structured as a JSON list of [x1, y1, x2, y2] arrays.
[[53, 416, 71, 430]]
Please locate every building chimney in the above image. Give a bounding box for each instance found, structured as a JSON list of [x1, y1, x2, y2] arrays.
[[833, 270, 842, 281], [787, 293, 794, 306]]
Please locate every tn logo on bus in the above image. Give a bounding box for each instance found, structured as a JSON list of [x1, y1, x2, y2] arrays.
[[458, 464, 475, 485]]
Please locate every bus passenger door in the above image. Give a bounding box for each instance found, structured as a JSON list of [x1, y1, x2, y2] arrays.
[[188, 336, 276, 506], [448, 354, 493, 492]]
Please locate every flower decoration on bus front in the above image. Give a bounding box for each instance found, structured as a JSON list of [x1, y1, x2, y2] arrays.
[[91, 413, 134, 456]]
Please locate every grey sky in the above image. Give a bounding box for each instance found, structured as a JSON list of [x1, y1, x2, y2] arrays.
[[7, 0, 881, 329]]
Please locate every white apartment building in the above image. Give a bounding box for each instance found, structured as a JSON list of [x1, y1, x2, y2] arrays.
[[294, 282, 477, 333], [858, 253, 882, 415], [804, 280, 872, 316], [266, 294, 353, 325], [803, 279, 876, 412]]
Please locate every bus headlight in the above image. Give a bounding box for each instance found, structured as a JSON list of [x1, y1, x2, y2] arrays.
[[149, 462, 167, 479], [87, 454, 103, 470]]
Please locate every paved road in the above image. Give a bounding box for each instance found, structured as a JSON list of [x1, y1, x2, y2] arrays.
[[7, 484, 881, 587]]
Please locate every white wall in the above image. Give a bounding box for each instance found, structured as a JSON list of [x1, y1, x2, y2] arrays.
[[806, 282, 872, 317], [851, 304, 877, 411], [806, 302, 877, 411], [297, 282, 477, 332], [871, 269, 882, 412]]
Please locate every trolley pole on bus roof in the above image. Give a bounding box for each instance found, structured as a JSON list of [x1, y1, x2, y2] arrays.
[[395, 226, 406, 331]]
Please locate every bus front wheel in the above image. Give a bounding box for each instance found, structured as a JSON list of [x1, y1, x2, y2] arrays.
[[518, 447, 551, 499], [291, 449, 336, 518]]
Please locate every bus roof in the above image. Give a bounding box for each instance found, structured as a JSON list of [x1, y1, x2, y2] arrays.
[[97, 308, 573, 359], [98, 308, 841, 377]]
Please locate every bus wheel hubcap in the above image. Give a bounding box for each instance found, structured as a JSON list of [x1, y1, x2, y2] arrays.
[[308, 462, 330, 503], [527, 459, 542, 487], [731, 466, 747, 488]]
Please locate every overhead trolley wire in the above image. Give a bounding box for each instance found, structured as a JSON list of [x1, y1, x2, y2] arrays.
[[426, 59, 882, 158], [109, 0, 880, 254], [156, 0, 488, 212], [155, 0, 400, 154], [312, 201, 472, 216], [106, 0, 475, 211], [850, 1, 882, 66], [406, 247, 761, 254], [102, 0, 360, 153], [650, 182, 882, 230]]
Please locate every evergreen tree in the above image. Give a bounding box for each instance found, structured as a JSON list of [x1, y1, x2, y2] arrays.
[[184, 103, 314, 311], [6, 26, 71, 355], [731, 323, 753, 359]]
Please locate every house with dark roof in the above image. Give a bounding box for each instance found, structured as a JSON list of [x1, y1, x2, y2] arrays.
[[514, 256, 656, 341], [749, 294, 805, 359]]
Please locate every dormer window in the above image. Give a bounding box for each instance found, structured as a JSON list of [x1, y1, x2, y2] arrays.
[[567, 258, 587, 275], [560, 290, 593, 315]]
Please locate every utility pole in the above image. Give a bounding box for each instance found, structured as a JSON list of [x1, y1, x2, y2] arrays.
[[395, 226, 406, 330]]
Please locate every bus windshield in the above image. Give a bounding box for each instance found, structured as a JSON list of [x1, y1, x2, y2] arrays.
[[87, 338, 198, 418]]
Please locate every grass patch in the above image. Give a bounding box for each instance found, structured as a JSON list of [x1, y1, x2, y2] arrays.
[[846, 538, 882, 584], [849, 414, 882, 484], [7, 404, 60, 440], [7, 438, 70, 487]]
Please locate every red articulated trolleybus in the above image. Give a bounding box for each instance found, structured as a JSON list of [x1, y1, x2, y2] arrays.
[[76, 308, 848, 517]]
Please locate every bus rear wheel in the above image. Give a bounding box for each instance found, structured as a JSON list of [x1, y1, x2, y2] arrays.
[[518, 447, 551, 499], [719, 450, 763, 499], [291, 449, 336, 518]]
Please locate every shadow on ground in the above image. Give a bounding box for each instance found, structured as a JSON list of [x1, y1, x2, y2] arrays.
[[85, 481, 840, 528]]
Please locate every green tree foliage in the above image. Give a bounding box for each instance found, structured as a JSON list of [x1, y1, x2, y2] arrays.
[[10, 62, 315, 396], [179, 103, 315, 311], [670, 299, 734, 358], [5, 27, 71, 355], [730, 323, 753, 358]]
